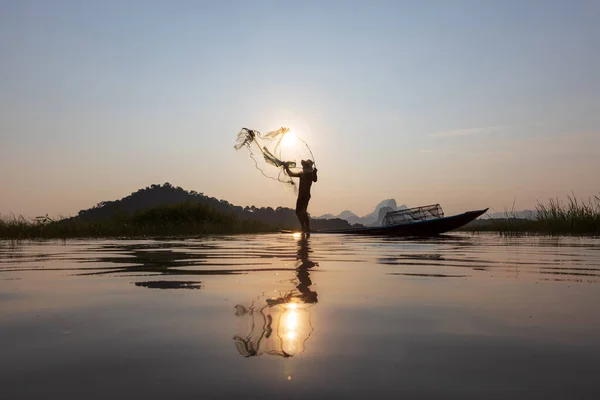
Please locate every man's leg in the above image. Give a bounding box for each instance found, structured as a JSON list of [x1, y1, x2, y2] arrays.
[[298, 209, 309, 232], [303, 208, 311, 232], [304, 197, 311, 232], [296, 196, 307, 231], [296, 208, 305, 231], [296, 196, 310, 232]]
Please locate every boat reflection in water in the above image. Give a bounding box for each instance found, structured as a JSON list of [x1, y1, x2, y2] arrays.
[[233, 233, 318, 358]]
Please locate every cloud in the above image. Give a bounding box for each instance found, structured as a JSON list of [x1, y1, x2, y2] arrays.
[[430, 125, 507, 138]]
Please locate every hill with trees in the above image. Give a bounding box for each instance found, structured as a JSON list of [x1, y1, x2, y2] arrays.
[[75, 182, 357, 231], [0, 183, 362, 239]]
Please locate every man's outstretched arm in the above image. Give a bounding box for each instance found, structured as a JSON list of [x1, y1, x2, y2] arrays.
[[283, 163, 302, 178]]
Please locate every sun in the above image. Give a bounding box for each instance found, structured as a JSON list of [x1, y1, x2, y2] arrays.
[[281, 129, 297, 148]]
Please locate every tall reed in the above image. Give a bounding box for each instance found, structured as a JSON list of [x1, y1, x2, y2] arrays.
[[461, 194, 600, 236], [535, 195, 600, 235]]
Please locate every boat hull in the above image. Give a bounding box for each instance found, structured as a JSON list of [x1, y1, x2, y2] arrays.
[[283, 208, 488, 237]]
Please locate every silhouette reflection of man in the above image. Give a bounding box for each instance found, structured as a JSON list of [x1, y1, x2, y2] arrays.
[[233, 235, 318, 358], [295, 234, 318, 304]]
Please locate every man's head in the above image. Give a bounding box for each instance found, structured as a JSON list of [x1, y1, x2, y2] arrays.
[[301, 159, 314, 169]]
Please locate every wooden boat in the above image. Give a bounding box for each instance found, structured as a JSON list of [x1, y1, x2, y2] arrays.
[[282, 204, 488, 237]]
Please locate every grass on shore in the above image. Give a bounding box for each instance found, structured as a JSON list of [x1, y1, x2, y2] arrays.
[[0, 203, 274, 240], [463, 195, 600, 236], [535, 195, 600, 235], [3, 194, 599, 240]]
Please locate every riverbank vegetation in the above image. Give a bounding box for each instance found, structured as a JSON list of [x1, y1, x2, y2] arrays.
[[1, 183, 360, 240], [0, 202, 274, 239], [462, 195, 600, 236], [3, 188, 599, 239]]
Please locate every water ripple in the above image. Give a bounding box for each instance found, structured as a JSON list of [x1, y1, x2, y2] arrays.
[[1, 233, 599, 284]]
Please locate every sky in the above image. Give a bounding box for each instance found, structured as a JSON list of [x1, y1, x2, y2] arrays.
[[1, 0, 599, 218]]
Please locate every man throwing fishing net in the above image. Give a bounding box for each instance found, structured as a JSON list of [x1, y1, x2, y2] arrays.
[[234, 127, 319, 232], [283, 160, 318, 233]]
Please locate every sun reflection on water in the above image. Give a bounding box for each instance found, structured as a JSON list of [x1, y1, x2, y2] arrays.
[[233, 299, 313, 358]]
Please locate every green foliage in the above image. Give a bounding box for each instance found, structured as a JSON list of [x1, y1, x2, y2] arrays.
[[0, 202, 273, 239]]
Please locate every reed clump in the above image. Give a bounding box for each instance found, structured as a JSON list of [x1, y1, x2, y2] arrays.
[[535, 195, 600, 235], [462, 194, 600, 236]]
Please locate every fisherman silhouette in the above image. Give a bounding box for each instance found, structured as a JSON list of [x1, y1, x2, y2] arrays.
[[283, 160, 318, 232]]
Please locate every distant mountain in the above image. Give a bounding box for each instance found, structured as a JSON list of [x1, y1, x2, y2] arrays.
[[75, 183, 360, 230], [338, 210, 359, 220], [377, 206, 396, 224], [336, 210, 360, 225], [317, 198, 408, 226], [318, 213, 336, 220], [361, 199, 408, 226]]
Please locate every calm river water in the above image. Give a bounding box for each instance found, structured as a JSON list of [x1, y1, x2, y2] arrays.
[[1, 233, 599, 399]]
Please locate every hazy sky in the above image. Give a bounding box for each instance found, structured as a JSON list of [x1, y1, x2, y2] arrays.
[[1, 0, 599, 218]]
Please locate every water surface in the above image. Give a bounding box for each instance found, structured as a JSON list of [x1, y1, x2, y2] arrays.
[[1, 233, 599, 399]]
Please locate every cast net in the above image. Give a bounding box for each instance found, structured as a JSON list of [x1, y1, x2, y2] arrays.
[[234, 127, 315, 192]]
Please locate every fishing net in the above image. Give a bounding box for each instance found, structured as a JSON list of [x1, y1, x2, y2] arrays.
[[382, 204, 444, 226], [234, 127, 316, 193]]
